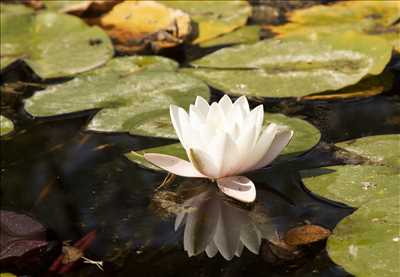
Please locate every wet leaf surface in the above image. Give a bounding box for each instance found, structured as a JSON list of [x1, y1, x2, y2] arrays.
[[184, 32, 392, 98], [24, 56, 210, 138], [162, 0, 252, 44], [0, 115, 14, 136], [284, 225, 331, 246], [199, 25, 260, 48], [100, 1, 191, 53], [327, 196, 400, 277], [0, 6, 113, 78], [42, 0, 121, 15], [126, 111, 321, 170]]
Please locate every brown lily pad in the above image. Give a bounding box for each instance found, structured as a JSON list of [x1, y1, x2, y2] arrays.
[[284, 225, 331, 246], [100, 0, 191, 53]]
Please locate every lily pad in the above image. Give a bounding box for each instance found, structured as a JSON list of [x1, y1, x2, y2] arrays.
[[24, 56, 210, 138], [126, 112, 321, 170], [0, 115, 14, 136], [100, 0, 191, 53], [0, 8, 113, 78], [301, 165, 399, 208], [336, 134, 400, 168], [199, 25, 260, 48], [43, 0, 119, 15], [327, 196, 400, 277], [162, 0, 252, 44], [183, 32, 392, 98]]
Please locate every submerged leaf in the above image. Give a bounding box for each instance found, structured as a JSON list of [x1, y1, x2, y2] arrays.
[[327, 196, 400, 277], [0, 115, 14, 136], [24, 56, 210, 138], [0, 8, 113, 78], [284, 225, 331, 246], [162, 0, 252, 44], [184, 32, 392, 98], [126, 112, 320, 170]]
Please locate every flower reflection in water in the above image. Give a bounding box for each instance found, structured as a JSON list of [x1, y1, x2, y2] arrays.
[[173, 180, 297, 260]]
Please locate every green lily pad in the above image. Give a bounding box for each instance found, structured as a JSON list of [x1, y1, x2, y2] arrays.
[[183, 31, 392, 98], [0, 115, 14, 136], [336, 134, 400, 168], [24, 56, 210, 138], [126, 112, 321, 170], [0, 8, 113, 78], [199, 25, 260, 48], [327, 196, 400, 277], [301, 165, 399, 207], [162, 0, 251, 44], [0, 3, 34, 17]]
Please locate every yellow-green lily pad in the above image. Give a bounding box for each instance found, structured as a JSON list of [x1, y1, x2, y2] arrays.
[[199, 25, 260, 48], [24, 56, 210, 138], [336, 134, 400, 168], [0, 115, 14, 136], [162, 0, 251, 44], [301, 165, 399, 208], [183, 31, 392, 98], [0, 7, 113, 78], [327, 196, 400, 277], [126, 112, 321, 170]]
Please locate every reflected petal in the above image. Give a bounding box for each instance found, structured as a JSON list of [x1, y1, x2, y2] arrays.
[[205, 240, 219, 258], [235, 240, 244, 257], [217, 176, 256, 203], [240, 221, 262, 254], [144, 153, 206, 177]]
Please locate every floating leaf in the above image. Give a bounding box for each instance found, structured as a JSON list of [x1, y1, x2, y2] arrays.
[[100, 1, 191, 53], [126, 112, 321, 170], [301, 165, 399, 208], [0, 8, 113, 78], [327, 196, 400, 277], [336, 134, 400, 168], [303, 71, 393, 100], [43, 0, 120, 15], [24, 56, 210, 138], [199, 25, 260, 48], [0, 3, 34, 17], [284, 225, 331, 246], [184, 32, 392, 98], [0, 115, 14, 136], [162, 0, 252, 44], [267, 1, 400, 52]]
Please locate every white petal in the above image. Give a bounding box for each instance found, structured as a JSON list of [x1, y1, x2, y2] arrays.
[[233, 96, 250, 115], [178, 108, 202, 149], [189, 105, 206, 130], [246, 104, 264, 140], [205, 240, 219, 258], [187, 148, 219, 178], [195, 96, 210, 117], [144, 153, 206, 177], [206, 102, 224, 129], [252, 128, 293, 170], [239, 123, 278, 173], [170, 105, 186, 147], [218, 95, 233, 115], [217, 176, 256, 203]]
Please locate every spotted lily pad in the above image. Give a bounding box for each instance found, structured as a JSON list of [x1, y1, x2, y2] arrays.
[[0, 7, 113, 78], [268, 1, 400, 51], [100, 0, 191, 53], [162, 0, 252, 44], [183, 32, 392, 98], [126, 112, 321, 170], [0, 115, 14, 136], [24, 56, 210, 138], [336, 134, 400, 168], [327, 196, 400, 277], [199, 25, 260, 48]]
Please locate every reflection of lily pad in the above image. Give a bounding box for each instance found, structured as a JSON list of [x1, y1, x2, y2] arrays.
[[162, 0, 251, 44], [0, 115, 14, 136], [327, 196, 400, 277], [0, 8, 113, 78], [301, 165, 399, 207], [24, 56, 210, 138], [184, 32, 392, 98], [336, 134, 400, 168], [126, 112, 321, 170], [199, 26, 260, 48]]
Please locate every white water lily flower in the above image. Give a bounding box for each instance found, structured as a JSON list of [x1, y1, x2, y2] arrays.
[[144, 95, 293, 203]]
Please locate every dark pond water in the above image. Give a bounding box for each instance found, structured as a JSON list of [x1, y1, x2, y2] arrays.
[[1, 1, 400, 276]]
